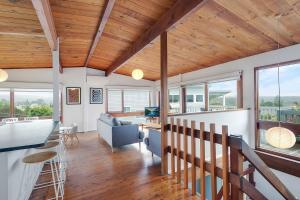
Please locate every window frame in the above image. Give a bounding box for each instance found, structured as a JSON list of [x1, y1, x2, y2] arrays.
[[106, 88, 151, 115], [254, 60, 300, 176]]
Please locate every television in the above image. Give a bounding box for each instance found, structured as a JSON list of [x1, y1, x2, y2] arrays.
[[144, 107, 160, 117]]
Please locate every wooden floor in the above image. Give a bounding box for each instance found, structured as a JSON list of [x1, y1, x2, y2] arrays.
[[30, 132, 198, 200]]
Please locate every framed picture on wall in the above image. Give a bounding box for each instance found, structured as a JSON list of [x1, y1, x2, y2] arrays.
[[66, 87, 81, 105], [90, 88, 103, 104]]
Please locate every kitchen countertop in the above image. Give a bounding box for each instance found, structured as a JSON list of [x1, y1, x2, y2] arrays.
[[0, 120, 59, 152]]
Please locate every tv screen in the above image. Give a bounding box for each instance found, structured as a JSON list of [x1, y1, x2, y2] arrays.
[[145, 107, 160, 117]]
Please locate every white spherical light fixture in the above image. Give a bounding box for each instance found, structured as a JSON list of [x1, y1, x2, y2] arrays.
[[132, 69, 143, 80], [0, 69, 8, 82], [265, 127, 296, 149]]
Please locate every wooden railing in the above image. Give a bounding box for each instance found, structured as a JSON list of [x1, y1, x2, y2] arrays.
[[165, 118, 297, 200]]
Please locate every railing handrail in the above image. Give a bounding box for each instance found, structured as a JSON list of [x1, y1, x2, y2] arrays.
[[166, 122, 297, 200]]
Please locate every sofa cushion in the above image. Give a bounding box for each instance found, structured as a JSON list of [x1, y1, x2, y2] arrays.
[[112, 118, 121, 126], [120, 120, 132, 125]]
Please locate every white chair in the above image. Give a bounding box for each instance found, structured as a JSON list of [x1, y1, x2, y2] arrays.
[[2, 118, 18, 123], [24, 116, 39, 121], [63, 123, 79, 145]]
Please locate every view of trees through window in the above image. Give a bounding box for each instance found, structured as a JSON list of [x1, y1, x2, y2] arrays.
[[0, 89, 10, 119], [0, 89, 53, 120], [208, 80, 237, 111], [257, 63, 300, 158]]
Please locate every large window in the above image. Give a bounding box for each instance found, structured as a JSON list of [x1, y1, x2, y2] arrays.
[[13, 89, 53, 118], [124, 90, 150, 112], [0, 89, 10, 119], [169, 88, 180, 114], [185, 85, 205, 113], [0, 89, 53, 120], [107, 89, 150, 113], [208, 80, 237, 111], [256, 62, 300, 159]]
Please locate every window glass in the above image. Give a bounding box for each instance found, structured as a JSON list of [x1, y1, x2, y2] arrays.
[[124, 90, 150, 112], [169, 88, 180, 114], [196, 95, 203, 102], [14, 89, 53, 119], [208, 80, 237, 111], [107, 89, 122, 112], [185, 85, 205, 113], [0, 89, 10, 119], [257, 63, 300, 158]]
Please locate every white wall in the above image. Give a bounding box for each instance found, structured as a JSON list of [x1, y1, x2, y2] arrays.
[[157, 43, 300, 199], [0, 67, 155, 132]]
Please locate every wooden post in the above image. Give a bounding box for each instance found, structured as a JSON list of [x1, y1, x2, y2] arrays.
[[200, 122, 206, 200], [9, 90, 14, 118], [181, 87, 186, 113], [230, 145, 244, 200], [160, 31, 168, 175], [204, 83, 208, 111], [210, 124, 217, 200], [237, 74, 243, 109], [191, 120, 196, 195], [170, 117, 175, 178], [183, 119, 188, 189], [222, 126, 229, 200], [176, 118, 181, 184]]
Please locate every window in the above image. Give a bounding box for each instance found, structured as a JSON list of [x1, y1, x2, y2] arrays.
[[208, 80, 237, 111], [124, 90, 150, 112], [196, 95, 203, 102], [169, 88, 180, 114], [0, 89, 10, 119], [14, 89, 53, 118], [256, 62, 300, 159], [107, 89, 151, 113], [185, 85, 205, 113], [107, 89, 122, 112]]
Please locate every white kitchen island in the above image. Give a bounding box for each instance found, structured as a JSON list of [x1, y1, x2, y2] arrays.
[[0, 120, 59, 200]]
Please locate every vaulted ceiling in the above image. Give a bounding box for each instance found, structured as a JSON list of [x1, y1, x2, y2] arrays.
[[1, 0, 300, 80]]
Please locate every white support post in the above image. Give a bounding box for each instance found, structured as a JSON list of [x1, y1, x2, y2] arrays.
[[52, 38, 60, 122]]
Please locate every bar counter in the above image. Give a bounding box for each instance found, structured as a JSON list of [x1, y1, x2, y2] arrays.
[[0, 120, 59, 200]]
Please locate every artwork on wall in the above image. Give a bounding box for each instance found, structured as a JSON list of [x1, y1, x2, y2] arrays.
[[90, 88, 103, 104], [66, 87, 81, 105]]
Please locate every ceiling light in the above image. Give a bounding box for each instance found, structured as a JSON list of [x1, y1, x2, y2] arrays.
[[0, 69, 8, 82], [265, 127, 296, 149], [132, 69, 143, 80]]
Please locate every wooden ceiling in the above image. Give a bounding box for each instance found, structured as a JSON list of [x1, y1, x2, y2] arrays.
[[1, 0, 300, 80]]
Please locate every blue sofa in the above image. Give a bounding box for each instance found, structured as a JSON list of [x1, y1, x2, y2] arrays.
[[97, 114, 144, 152], [144, 129, 161, 157]]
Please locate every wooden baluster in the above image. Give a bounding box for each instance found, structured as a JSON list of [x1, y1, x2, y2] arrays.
[[200, 122, 206, 200], [210, 123, 217, 200], [230, 146, 244, 200], [170, 117, 175, 178], [191, 120, 196, 195], [176, 118, 181, 184], [183, 119, 188, 189], [222, 125, 229, 200]]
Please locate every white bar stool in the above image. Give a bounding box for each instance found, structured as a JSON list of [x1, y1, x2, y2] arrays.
[[21, 151, 64, 200]]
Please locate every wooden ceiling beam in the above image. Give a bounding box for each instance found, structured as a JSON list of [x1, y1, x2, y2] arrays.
[[84, 0, 116, 67], [105, 0, 208, 76], [31, 0, 57, 51]]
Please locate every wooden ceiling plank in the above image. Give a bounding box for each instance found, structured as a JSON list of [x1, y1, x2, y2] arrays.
[[31, 0, 58, 50], [84, 0, 116, 67], [105, 0, 208, 76]]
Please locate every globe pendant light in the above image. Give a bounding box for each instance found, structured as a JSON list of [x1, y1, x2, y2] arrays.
[[0, 69, 8, 82], [132, 69, 144, 80], [265, 15, 296, 149]]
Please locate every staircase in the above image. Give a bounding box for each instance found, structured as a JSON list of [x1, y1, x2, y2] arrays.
[[162, 117, 297, 200]]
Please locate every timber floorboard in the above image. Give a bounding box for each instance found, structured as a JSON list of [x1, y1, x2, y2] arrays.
[[29, 132, 198, 200]]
